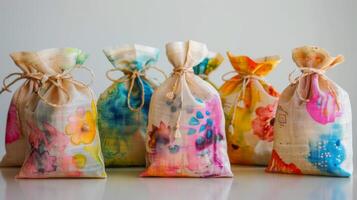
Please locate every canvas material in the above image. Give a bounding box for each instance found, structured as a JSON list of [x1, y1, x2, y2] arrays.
[[219, 53, 280, 165], [141, 40, 233, 177], [266, 46, 353, 177], [0, 50, 53, 167], [97, 44, 159, 167], [193, 52, 223, 89], [1, 91, 31, 166], [2, 48, 106, 178]]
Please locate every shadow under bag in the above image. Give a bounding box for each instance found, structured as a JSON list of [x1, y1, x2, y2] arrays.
[[141, 40, 233, 177], [266, 46, 353, 177]]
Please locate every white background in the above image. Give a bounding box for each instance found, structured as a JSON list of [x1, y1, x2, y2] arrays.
[[0, 0, 356, 165]]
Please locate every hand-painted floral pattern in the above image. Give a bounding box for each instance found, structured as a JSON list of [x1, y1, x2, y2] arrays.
[[19, 119, 106, 178], [5, 103, 21, 144], [267, 46, 352, 177], [143, 95, 232, 177], [65, 107, 96, 145], [219, 52, 280, 165], [21, 122, 69, 175], [252, 104, 276, 142], [5, 48, 106, 177], [142, 40, 232, 177]]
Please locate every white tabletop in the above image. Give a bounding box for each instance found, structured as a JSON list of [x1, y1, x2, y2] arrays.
[[0, 166, 354, 200]]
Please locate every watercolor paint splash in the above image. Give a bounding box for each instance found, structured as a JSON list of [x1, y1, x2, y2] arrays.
[[306, 74, 341, 124], [307, 123, 350, 176]]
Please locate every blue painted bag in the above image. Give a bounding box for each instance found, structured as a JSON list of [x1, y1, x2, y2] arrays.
[[193, 52, 223, 89], [97, 45, 165, 167]]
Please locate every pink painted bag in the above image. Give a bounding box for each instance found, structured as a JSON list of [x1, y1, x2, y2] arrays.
[[141, 40, 233, 177], [266, 46, 353, 177]]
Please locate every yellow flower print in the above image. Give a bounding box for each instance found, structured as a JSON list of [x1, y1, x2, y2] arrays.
[[65, 106, 96, 145], [72, 154, 87, 169]]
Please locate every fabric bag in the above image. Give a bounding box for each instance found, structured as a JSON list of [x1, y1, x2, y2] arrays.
[[219, 52, 280, 165], [266, 46, 353, 177], [97, 44, 165, 167], [193, 52, 223, 88], [1, 48, 106, 178], [141, 40, 233, 177]]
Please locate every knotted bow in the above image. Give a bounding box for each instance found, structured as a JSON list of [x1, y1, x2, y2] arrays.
[[164, 67, 194, 139], [288, 67, 340, 110], [165, 67, 193, 100], [106, 63, 167, 112], [0, 65, 94, 107], [221, 71, 265, 135]]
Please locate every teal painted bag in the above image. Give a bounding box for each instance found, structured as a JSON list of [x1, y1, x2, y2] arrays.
[[193, 52, 223, 89], [97, 44, 165, 167]]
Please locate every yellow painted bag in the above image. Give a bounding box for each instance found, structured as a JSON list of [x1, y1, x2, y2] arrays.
[[219, 52, 280, 165]]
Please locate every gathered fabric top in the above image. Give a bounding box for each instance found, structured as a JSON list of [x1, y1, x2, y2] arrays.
[[1, 48, 92, 107]]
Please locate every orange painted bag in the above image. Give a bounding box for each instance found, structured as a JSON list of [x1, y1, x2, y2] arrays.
[[219, 52, 280, 165]]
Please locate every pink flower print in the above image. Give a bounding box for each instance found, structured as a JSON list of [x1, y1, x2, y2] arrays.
[[40, 152, 57, 173], [43, 122, 69, 153], [252, 104, 276, 142], [5, 103, 20, 144], [306, 74, 341, 124], [24, 121, 69, 174], [22, 151, 57, 174], [27, 122, 48, 149]]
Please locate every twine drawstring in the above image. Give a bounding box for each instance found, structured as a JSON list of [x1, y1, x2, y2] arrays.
[[221, 59, 271, 135], [0, 65, 94, 107], [288, 67, 340, 110], [106, 64, 167, 112], [165, 67, 194, 139], [222, 71, 264, 135]]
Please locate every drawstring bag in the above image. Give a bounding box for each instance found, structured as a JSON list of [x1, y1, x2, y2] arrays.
[[1, 48, 106, 178], [193, 52, 223, 88], [266, 46, 353, 177], [97, 44, 166, 167], [219, 52, 280, 165], [141, 40, 233, 177]]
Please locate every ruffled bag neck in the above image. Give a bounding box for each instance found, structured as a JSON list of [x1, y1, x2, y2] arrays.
[[10, 48, 88, 75], [103, 44, 159, 74], [166, 40, 208, 71], [292, 46, 344, 70], [227, 52, 280, 77]]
